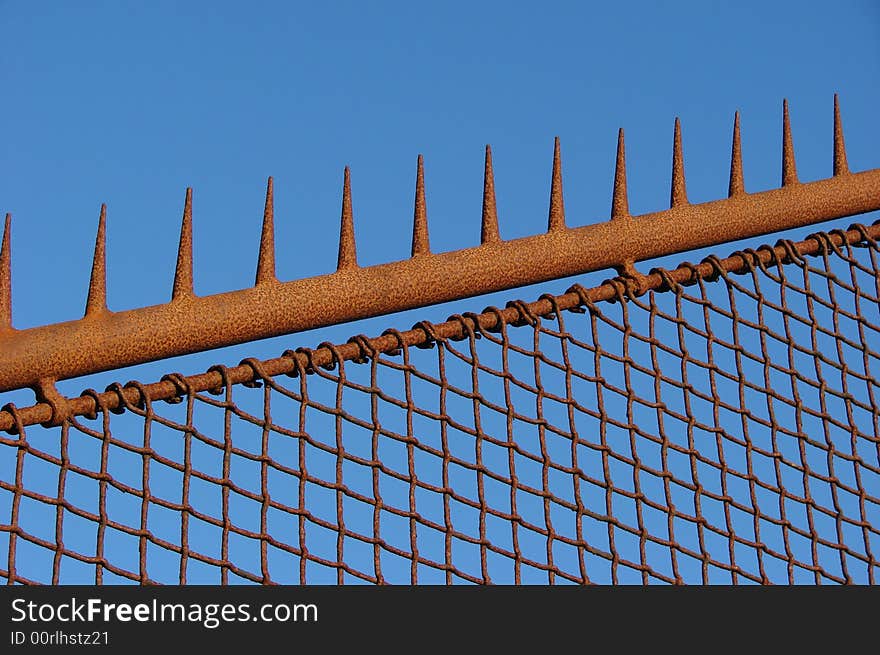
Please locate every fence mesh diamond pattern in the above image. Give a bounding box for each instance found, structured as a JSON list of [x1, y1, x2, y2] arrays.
[[1, 224, 878, 584]]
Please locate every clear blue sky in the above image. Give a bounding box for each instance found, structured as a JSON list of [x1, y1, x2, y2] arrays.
[[1, 1, 878, 361], [0, 1, 878, 583]]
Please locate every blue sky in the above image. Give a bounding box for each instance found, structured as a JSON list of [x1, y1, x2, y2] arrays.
[[1, 1, 878, 358], [0, 1, 878, 584]]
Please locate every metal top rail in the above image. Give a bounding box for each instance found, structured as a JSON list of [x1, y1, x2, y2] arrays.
[[1, 96, 877, 402]]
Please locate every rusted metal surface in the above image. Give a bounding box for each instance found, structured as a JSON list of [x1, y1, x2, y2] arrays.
[[4, 95, 879, 587], [1, 219, 876, 433], [1, 219, 877, 584], [0, 97, 877, 400]]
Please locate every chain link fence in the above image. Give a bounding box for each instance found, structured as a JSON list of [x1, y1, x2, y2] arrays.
[[1, 223, 878, 584]]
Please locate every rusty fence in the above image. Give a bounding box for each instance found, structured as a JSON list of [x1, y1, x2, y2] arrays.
[[1, 97, 879, 584]]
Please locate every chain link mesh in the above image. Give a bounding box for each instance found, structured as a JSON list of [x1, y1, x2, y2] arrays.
[[1, 224, 878, 584]]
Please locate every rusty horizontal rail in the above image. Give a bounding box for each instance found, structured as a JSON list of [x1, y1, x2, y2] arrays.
[[1, 218, 877, 433], [0, 96, 877, 399]]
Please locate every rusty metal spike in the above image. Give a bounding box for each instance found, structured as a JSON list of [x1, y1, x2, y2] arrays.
[[729, 111, 746, 197], [172, 188, 194, 300], [611, 128, 630, 219], [782, 99, 798, 186], [547, 137, 566, 231], [0, 214, 10, 330], [481, 145, 500, 243], [256, 176, 276, 285], [670, 118, 689, 207], [834, 94, 849, 176], [85, 204, 108, 317], [337, 167, 358, 270], [1, 95, 880, 395], [0, 162, 878, 393], [411, 155, 430, 257]]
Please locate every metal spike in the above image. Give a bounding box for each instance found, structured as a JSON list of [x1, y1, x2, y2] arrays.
[[834, 94, 849, 176], [670, 118, 688, 207], [782, 99, 798, 186], [337, 167, 358, 270], [611, 128, 630, 219], [411, 155, 430, 257], [172, 188, 194, 300], [256, 176, 276, 285], [85, 204, 108, 317], [547, 137, 566, 231], [1, 214, 11, 330], [729, 111, 746, 197], [1, 138, 880, 396], [481, 145, 500, 243]]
